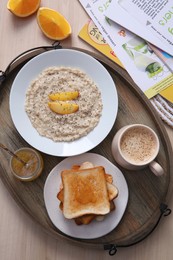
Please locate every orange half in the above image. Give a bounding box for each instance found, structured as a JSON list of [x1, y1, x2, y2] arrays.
[[7, 0, 40, 17], [37, 7, 72, 40]]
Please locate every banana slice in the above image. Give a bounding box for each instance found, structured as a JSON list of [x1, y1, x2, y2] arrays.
[[49, 91, 79, 101], [48, 101, 79, 115]]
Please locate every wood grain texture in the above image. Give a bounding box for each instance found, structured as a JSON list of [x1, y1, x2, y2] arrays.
[[0, 48, 172, 251]]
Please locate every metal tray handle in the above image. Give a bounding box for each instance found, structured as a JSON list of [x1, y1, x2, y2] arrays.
[[0, 41, 62, 85]]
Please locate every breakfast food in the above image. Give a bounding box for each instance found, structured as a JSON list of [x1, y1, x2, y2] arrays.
[[7, 0, 40, 17], [37, 7, 72, 40], [10, 147, 44, 181], [120, 126, 157, 164], [49, 91, 79, 101], [57, 162, 119, 225], [48, 101, 79, 115], [62, 166, 110, 219], [25, 67, 103, 142]]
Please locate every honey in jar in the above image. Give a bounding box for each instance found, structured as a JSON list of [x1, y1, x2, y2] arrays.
[[10, 147, 44, 181]]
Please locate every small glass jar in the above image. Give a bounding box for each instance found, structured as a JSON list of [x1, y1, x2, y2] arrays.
[[10, 147, 44, 181]]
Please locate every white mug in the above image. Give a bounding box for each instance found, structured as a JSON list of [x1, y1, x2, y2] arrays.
[[111, 124, 164, 176]]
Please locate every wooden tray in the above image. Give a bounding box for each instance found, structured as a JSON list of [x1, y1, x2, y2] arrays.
[[0, 46, 173, 253]]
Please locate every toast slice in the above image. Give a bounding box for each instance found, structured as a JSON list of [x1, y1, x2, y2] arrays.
[[61, 166, 110, 219], [57, 180, 118, 225], [106, 182, 119, 201], [74, 214, 96, 225], [74, 200, 116, 225], [71, 162, 94, 171], [57, 180, 118, 202]]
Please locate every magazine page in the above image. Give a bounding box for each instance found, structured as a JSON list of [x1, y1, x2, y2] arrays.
[[104, 0, 173, 56], [78, 19, 124, 68], [148, 43, 173, 72], [117, 0, 173, 49], [79, 0, 173, 99], [160, 85, 173, 103]]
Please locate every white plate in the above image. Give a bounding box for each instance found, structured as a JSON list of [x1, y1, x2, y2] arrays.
[[44, 153, 129, 239], [9, 49, 118, 157]]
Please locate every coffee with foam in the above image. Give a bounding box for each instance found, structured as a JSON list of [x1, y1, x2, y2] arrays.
[[120, 127, 157, 165]]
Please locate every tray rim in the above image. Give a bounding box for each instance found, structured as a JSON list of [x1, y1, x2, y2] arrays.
[[0, 45, 173, 250]]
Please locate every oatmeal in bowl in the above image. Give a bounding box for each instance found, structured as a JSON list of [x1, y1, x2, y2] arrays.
[[10, 49, 118, 156], [25, 66, 103, 142]]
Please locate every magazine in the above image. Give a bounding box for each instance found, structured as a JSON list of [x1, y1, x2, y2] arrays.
[[79, 0, 173, 99], [105, 0, 173, 56], [78, 19, 124, 68], [148, 43, 173, 73]]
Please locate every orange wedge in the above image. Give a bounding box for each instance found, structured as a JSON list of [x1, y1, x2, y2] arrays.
[[7, 0, 40, 17], [37, 7, 72, 40]]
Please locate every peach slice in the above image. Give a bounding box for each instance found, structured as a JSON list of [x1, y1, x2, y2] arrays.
[[49, 91, 79, 101], [48, 101, 79, 115]]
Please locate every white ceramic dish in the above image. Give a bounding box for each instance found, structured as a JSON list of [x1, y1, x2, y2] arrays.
[[9, 49, 118, 157], [44, 153, 129, 239]]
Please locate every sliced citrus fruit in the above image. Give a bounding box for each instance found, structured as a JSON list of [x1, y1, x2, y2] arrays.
[[48, 101, 79, 115], [7, 0, 40, 17], [37, 7, 72, 40], [49, 91, 79, 101]]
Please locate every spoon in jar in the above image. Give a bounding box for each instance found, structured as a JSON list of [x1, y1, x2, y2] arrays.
[[0, 143, 28, 167]]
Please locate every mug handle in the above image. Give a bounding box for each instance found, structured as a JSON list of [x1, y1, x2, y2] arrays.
[[149, 161, 164, 176]]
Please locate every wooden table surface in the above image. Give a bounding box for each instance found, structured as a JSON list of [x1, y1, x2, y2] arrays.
[[0, 1, 173, 259]]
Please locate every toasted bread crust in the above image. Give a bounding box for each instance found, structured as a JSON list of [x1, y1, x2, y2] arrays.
[[106, 182, 119, 201], [61, 166, 110, 219], [57, 189, 64, 202], [57, 162, 119, 225], [57, 180, 118, 203]]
